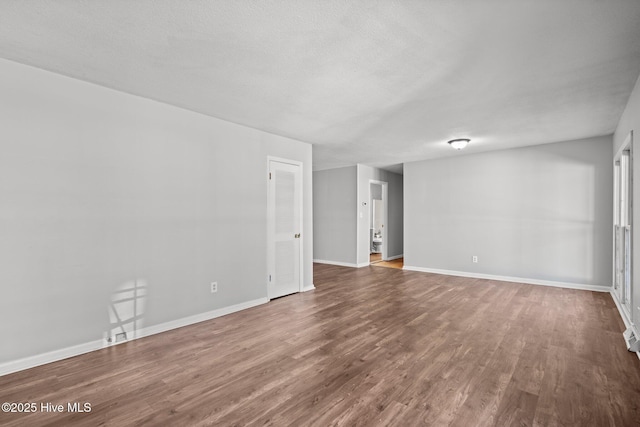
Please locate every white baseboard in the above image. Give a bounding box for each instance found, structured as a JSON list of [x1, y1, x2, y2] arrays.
[[402, 265, 610, 293], [0, 297, 269, 377], [609, 290, 640, 361], [0, 339, 105, 379], [301, 284, 315, 292], [313, 259, 359, 268], [314, 257, 402, 268], [132, 297, 268, 340], [610, 290, 634, 329]]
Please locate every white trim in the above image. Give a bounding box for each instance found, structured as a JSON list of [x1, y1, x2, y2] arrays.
[[612, 131, 634, 315], [368, 179, 389, 264], [611, 290, 635, 330], [132, 297, 268, 339], [0, 339, 104, 379], [313, 259, 359, 268], [610, 290, 640, 360], [301, 284, 316, 292], [402, 266, 610, 292], [312, 260, 369, 268], [353, 163, 362, 267], [0, 297, 268, 377], [356, 164, 361, 268], [386, 254, 404, 261], [267, 156, 304, 297], [313, 258, 401, 268], [614, 130, 634, 160], [267, 155, 303, 167]]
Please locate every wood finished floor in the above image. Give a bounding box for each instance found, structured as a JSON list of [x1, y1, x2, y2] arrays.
[[371, 258, 404, 270], [2, 264, 640, 426]]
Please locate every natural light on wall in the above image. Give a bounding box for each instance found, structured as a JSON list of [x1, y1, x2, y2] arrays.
[[106, 280, 147, 345]]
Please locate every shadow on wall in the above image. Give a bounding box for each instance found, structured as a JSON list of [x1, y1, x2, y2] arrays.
[[104, 280, 147, 344]]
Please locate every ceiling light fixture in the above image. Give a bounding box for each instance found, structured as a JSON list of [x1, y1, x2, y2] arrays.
[[448, 138, 470, 150]]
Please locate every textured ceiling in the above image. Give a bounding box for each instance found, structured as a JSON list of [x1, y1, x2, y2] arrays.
[[1, 1, 640, 172]]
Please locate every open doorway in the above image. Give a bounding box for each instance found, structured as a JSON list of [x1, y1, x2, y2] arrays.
[[356, 165, 404, 269], [369, 180, 387, 264]]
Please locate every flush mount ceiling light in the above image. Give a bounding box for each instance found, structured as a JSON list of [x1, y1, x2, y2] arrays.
[[448, 138, 470, 150]]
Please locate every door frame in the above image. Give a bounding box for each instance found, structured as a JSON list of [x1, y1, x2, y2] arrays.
[[613, 131, 633, 320], [369, 179, 388, 263], [267, 156, 304, 298]]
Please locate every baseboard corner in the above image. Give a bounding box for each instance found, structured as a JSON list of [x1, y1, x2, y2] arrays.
[[313, 259, 358, 268]]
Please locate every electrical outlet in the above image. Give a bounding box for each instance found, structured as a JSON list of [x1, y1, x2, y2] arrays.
[[472, 256, 478, 263], [210, 282, 218, 293]]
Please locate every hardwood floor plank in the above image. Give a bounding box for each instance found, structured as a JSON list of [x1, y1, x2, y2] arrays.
[[492, 383, 538, 427], [1, 264, 639, 426]]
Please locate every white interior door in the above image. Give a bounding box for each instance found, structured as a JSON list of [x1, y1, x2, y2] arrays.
[[268, 159, 302, 299]]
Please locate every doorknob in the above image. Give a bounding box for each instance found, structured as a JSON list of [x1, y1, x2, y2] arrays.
[[294, 233, 300, 238]]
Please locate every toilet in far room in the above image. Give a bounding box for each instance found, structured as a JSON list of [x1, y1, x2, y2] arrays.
[[372, 232, 382, 253]]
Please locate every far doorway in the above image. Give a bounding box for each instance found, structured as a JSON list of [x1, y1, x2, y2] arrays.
[[369, 180, 387, 264]]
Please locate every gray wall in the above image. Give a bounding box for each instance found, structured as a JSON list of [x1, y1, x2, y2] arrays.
[[357, 165, 404, 265], [614, 72, 640, 329], [0, 58, 313, 364], [313, 166, 357, 265], [404, 136, 612, 286], [387, 171, 404, 259]]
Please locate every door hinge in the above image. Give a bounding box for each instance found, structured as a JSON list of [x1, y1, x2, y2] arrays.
[[269, 274, 271, 282], [269, 172, 272, 180]]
